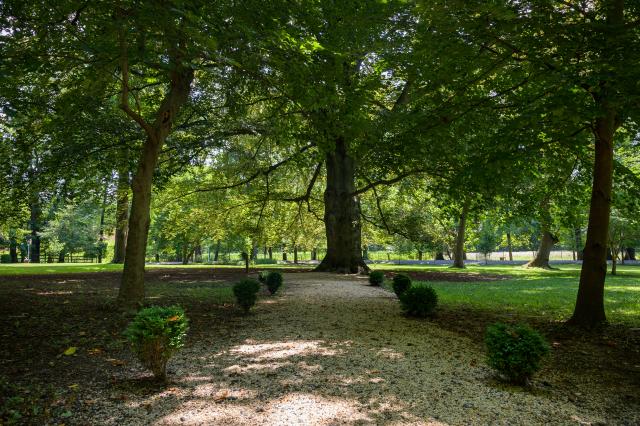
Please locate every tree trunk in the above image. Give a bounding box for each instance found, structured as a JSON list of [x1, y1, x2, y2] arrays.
[[268, 246, 273, 260], [29, 201, 41, 263], [434, 251, 444, 261], [182, 245, 189, 265], [118, 137, 163, 308], [507, 232, 513, 261], [9, 238, 18, 263], [214, 240, 220, 261], [625, 247, 636, 261], [527, 229, 557, 268], [112, 168, 129, 263], [98, 180, 109, 264], [611, 251, 618, 275], [293, 245, 298, 264], [116, 40, 194, 309], [311, 247, 317, 261], [315, 138, 368, 273], [574, 227, 584, 260], [417, 250, 423, 261], [452, 199, 470, 268], [569, 102, 620, 327]]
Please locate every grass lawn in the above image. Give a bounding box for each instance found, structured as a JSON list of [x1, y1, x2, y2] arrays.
[[372, 263, 640, 326], [1, 262, 638, 326], [0, 262, 309, 276]]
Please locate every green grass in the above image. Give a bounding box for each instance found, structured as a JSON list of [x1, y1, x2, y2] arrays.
[[376, 264, 640, 326], [0, 262, 311, 276], [2, 262, 638, 325]]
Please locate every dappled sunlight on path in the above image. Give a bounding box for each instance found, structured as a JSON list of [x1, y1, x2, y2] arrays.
[[73, 272, 634, 425]]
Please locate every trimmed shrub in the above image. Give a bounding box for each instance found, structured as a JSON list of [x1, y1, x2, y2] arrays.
[[258, 271, 268, 283], [485, 322, 550, 385], [369, 270, 385, 286], [399, 285, 438, 317], [233, 279, 261, 313], [0, 254, 11, 263], [124, 305, 188, 381], [265, 271, 284, 295], [392, 274, 412, 296]]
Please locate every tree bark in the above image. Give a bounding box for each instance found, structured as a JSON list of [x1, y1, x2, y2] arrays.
[[527, 229, 557, 268], [9, 238, 18, 263], [97, 180, 109, 264], [29, 201, 41, 263], [569, 100, 620, 327], [293, 245, 298, 264], [118, 137, 162, 307], [625, 247, 636, 261], [315, 138, 368, 273], [452, 199, 470, 268], [112, 168, 129, 263], [268, 246, 273, 260], [116, 27, 194, 309], [574, 227, 584, 260], [506, 232, 513, 261], [214, 240, 220, 261], [434, 251, 444, 261]]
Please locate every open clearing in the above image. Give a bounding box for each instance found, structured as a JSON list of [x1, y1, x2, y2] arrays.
[[1, 268, 639, 425]]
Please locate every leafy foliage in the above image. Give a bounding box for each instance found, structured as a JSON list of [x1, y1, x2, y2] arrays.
[[485, 322, 550, 385], [124, 306, 189, 381], [233, 279, 261, 313], [392, 274, 412, 297], [399, 285, 438, 317], [368, 270, 385, 286], [265, 271, 283, 295]]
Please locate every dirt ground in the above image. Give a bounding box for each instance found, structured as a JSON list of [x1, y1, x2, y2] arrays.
[[0, 269, 639, 425]]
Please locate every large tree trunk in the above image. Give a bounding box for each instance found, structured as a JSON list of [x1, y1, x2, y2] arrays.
[[118, 137, 162, 308], [112, 168, 129, 263], [569, 104, 619, 327], [527, 229, 557, 268], [452, 199, 470, 268], [315, 138, 368, 273], [116, 25, 194, 309]]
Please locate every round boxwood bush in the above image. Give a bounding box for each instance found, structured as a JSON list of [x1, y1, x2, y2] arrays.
[[485, 322, 550, 385], [399, 285, 438, 317], [124, 305, 188, 381], [265, 271, 283, 295], [369, 270, 385, 286], [258, 271, 268, 283], [392, 274, 412, 296], [233, 279, 261, 313]]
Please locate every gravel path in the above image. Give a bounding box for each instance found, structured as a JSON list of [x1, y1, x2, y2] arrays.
[[80, 273, 637, 425]]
